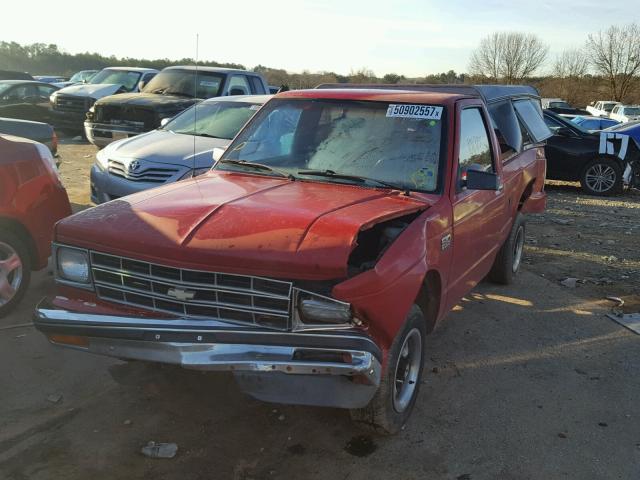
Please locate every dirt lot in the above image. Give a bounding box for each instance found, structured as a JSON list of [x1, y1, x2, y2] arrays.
[[1, 142, 639, 479]]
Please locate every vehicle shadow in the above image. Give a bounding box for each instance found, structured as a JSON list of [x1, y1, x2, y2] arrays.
[[3, 272, 638, 480]]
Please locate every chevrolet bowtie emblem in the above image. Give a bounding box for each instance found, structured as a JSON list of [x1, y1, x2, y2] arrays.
[[167, 288, 196, 301]]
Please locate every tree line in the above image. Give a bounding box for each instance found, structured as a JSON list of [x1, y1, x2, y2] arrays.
[[0, 42, 245, 76], [3, 23, 639, 106], [469, 23, 640, 104]]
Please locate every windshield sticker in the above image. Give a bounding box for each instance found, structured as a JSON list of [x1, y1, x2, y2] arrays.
[[200, 81, 218, 87], [249, 105, 261, 110], [386, 104, 443, 120]]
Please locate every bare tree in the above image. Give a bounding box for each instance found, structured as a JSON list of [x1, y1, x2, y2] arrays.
[[587, 23, 640, 101], [551, 48, 590, 104], [553, 48, 589, 78], [469, 32, 549, 83]]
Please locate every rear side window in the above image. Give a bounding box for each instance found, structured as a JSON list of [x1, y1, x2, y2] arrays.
[[228, 75, 251, 95], [513, 99, 552, 143], [488, 100, 522, 154], [248, 76, 266, 94], [458, 107, 494, 190]]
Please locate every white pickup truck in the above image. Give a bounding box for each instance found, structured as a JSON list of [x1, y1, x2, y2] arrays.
[[609, 104, 640, 123], [586, 100, 620, 118]]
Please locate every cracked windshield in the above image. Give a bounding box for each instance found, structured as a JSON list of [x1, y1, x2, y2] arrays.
[[219, 99, 443, 192]]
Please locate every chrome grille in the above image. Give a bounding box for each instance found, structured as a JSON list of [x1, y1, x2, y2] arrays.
[[107, 159, 181, 183], [54, 94, 91, 114], [90, 251, 292, 330]]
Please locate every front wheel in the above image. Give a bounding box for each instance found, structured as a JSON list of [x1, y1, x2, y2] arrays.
[[580, 158, 623, 196], [488, 213, 525, 285], [350, 305, 426, 435], [0, 231, 31, 318]]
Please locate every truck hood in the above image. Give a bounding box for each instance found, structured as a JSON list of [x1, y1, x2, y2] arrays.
[[104, 130, 230, 168], [57, 172, 429, 279], [56, 83, 125, 99], [95, 92, 197, 110]]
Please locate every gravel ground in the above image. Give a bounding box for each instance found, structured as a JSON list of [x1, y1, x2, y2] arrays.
[[525, 181, 640, 313], [0, 141, 638, 479]]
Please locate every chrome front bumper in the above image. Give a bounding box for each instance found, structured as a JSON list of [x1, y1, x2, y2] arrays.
[[34, 299, 382, 408], [84, 121, 144, 148]]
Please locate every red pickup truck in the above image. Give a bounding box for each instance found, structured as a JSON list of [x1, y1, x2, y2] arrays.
[[0, 135, 71, 316], [35, 85, 550, 433]]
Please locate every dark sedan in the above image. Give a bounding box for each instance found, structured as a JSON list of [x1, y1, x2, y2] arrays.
[[0, 80, 59, 124], [0, 70, 33, 80], [0, 117, 57, 155], [543, 110, 640, 195]]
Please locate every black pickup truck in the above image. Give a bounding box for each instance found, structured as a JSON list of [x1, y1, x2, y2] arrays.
[[84, 66, 270, 147]]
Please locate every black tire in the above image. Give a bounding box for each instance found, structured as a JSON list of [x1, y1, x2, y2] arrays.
[[0, 230, 31, 318], [488, 213, 525, 285], [580, 158, 623, 196], [350, 304, 426, 435]]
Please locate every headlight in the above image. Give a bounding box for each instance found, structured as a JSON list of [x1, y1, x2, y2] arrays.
[[294, 289, 354, 330], [57, 246, 91, 284], [50, 93, 57, 103]]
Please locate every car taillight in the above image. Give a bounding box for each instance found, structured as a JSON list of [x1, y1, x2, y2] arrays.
[[34, 143, 63, 187], [535, 146, 547, 190], [51, 130, 58, 156]]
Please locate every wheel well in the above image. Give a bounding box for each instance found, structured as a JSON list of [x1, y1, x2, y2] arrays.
[[583, 156, 625, 173], [415, 270, 441, 334], [0, 217, 38, 268], [517, 180, 535, 211]]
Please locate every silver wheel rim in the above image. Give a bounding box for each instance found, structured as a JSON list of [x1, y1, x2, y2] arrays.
[[585, 164, 616, 193], [0, 241, 23, 306], [393, 327, 422, 413], [512, 225, 524, 273]]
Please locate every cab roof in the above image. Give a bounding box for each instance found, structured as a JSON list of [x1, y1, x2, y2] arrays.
[[276, 88, 471, 106], [101, 67, 158, 73], [278, 83, 540, 106], [162, 66, 257, 74]]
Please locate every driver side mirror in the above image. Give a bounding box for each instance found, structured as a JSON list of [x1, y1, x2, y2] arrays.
[[465, 169, 502, 191], [160, 117, 171, 127], [212, 147, 226, 163], [138, 80, 147, 91]]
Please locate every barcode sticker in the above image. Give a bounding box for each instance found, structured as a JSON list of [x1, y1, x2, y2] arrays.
[[386, 104, 443, 120]]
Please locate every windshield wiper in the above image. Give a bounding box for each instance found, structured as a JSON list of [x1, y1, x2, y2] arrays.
[[297, 169, 410, 194], [194, 133, 223, 139], [219, 159, 295, 180]]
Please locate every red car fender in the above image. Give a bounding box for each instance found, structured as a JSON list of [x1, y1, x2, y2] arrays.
[[332, 202, 452, 366]]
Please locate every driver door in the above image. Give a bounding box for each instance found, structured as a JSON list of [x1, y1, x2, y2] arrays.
[[447, 100, 508, 305]]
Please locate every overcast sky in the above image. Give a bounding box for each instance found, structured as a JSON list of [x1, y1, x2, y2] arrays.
[[2, 0, 634, 76]]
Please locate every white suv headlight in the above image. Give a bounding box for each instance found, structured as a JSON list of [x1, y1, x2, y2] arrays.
[[57, 246, 91, 284]]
